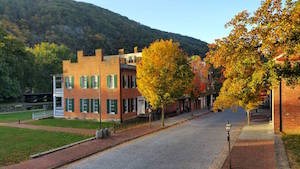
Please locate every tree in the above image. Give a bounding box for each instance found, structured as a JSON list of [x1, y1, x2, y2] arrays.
[[0, 27, 34, 101], [206, 0, 299, 125], [137, 39, 194, 126], [28, 42, 74, 92]]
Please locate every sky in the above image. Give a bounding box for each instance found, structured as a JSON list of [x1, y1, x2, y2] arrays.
[[76, 0, 262, 43]]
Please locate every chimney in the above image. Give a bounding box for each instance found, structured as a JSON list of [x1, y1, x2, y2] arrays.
[[118, 48, 124, 55], [77, 50, 84, 62], [134, 46, 138, 53], [95, 49, 103, 61]]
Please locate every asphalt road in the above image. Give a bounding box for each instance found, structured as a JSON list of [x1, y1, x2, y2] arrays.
[[62, 109, 246, 169]]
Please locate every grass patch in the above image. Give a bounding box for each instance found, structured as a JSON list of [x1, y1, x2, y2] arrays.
[[0, 126, 89, 166], [28, 118, 113, 129], [0, 111, 33, 123], [282, 134, 300, 169]]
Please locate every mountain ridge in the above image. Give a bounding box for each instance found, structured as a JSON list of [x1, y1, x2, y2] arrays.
[[0, 0, 208, 56]]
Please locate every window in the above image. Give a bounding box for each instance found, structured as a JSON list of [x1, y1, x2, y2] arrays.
[[80, 99, 89, 113], [107, 99, 117, 114], [91, 99, 100, 113], [107, 74, 117, 89], [55, 76, 62, 89], [128, 75, 131, 88], [65, 76, 74, 89], [123, 99, 128, 113], [122, 75, 128, 88], [91, 75, 100, 89], [128, 56, 133, 63], [56, 97, 62, 108], [131, 76, 136, 88], [80, 76, 89, 89], [65, 98, 74, 112]]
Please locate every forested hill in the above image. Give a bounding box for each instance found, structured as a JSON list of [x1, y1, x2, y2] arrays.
[[0, 0, 208, 56]]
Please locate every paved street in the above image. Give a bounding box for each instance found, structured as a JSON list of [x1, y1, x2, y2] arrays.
[[62, 109, 246, 169]]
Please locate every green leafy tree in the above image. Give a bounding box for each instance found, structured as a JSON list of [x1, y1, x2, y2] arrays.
[[28, 42, 74, 92], [206, 0, 299, 125], [0, 28, 34, 101], [137, 39, 194, 126]]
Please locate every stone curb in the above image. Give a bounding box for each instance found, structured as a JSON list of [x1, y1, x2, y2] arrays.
[[275, 135, 291, 169], [30, 137, 96, 159]]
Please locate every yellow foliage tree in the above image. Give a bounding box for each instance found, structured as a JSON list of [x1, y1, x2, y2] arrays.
[[137, 39, 194, 126], [206, 0, 299, 125]]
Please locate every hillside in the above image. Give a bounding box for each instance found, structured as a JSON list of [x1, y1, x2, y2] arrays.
[[0, 0, 208, 56]]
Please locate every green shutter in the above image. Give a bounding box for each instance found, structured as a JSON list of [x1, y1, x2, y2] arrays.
[[87, 99, 90, 112], [97, 99, 100, 112], [114, 75, 117, 88], [86, 76, 89, 88], [71, 76, 74, 88], [91, 99, 94, 112], [114, 100, 118, 114], [97, 76, 100, 88], [80, 99, 82, 112], [107, 100, 110, 113], [65, 98, 68, 111], [80, 76, 83, 88], [71, 99, 74, 112], [91, 76, 94, 88]]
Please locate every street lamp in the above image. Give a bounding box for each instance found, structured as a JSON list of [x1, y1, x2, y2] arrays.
[[225, 121, 232, 169]]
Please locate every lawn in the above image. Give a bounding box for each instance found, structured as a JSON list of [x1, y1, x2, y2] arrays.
[[0, 111, 33, 123], [282, 134, 300, 169], [0, 126, 89, 166], [28, 118, 113, 129]]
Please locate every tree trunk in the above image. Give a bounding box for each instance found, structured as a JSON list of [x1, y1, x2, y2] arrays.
[[247, 110, 250, 125], [161, 105, 165, 127]]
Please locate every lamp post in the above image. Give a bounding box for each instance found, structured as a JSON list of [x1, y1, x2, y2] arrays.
[[225, 121, 232, 169]]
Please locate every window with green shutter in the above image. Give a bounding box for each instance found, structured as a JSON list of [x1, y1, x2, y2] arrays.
[[91, 75, 99, 89], [91, 99, 99, 113], [80, 99, 89, 113], [65, 98, 74, 112], [107, 75, 117, 89], [65, 76, 73, 89], [80, 76, 89, 89], [107, 99, 117, 114]]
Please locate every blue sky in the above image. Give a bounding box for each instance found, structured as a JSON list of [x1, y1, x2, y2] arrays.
[[76, 0, 261, 43]]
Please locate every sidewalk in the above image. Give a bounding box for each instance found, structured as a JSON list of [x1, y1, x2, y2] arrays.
[[4, 109, 210, 169], [222, 122, 276, 169]]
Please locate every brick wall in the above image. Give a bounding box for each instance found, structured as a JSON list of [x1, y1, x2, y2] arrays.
[[273, 80, 300, 133], [63, 49, 122, 121]]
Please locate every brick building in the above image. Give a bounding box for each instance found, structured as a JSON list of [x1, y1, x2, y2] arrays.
[[53, 48, 212, 122], [272, 54, 300, 133]]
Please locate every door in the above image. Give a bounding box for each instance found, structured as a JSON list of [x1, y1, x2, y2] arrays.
[[137, 96, 145, 115]]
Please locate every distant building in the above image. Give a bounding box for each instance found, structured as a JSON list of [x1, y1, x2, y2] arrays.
[[53, 48, 214, 122], [189, 56, 214, 110]]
